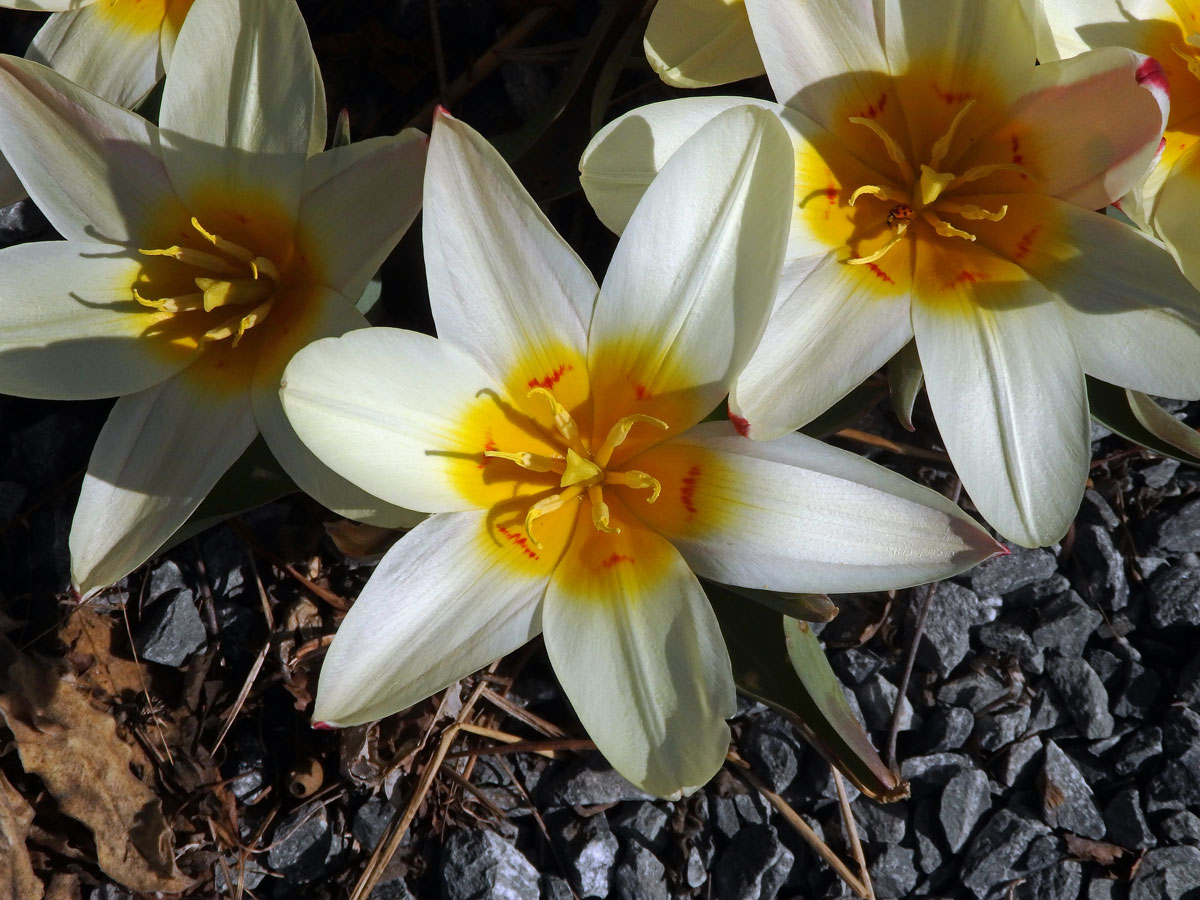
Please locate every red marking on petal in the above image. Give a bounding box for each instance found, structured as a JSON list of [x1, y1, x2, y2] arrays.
[[434, 104, 454, 119], [932, 83, 973, 105], [312, 721, 337, 731], [478, 433, 498, 468], [1136, 56, 1169, 98], [497, 525, 540, 560], [866, 262, 895, 285], [729, 412, 751, 437], [634, 383, 651, 400], [527, 363, 573, 391], [1014, 225, 1042, 262], [946, 269, 989, 289], [1112, 198, 1124, 211], [858, 91, 887, 119], [602, 553, 634, 567], [679, 465, 701, 517], [824, 185, 838, 204]]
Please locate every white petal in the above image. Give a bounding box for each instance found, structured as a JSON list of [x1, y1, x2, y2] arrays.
[[1033, 0, 1179, 62], [731, 252, 913, 439], [0, 244, 200, 399], [580, 96, 781, 234], [544, 518, 734, 798], [253, 288, 423, 529], [27, 2, 163, 108], [313, 510, 549, 726], [913, 282, 1091, 548], [629, 421, 1001, 593], [0, 0, 99, 8], [299, 131, 426, 301], [589, 105, 794, 444], [280, 326, 515, 514], [423, 111, 595, 387], [0, 56, 183, 243], [644, 0, 764, 88], [159, 0, 319, 220], [70, 347, 257, 595]]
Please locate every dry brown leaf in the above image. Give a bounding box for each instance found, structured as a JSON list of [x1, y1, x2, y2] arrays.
[[0, 636, 189, 894], [323, 519, 402, 558], [57, 607, 145, 701], [42, 873, 78, 900], [1064, 832, 1125, 866], [0, 769, 42, 900]]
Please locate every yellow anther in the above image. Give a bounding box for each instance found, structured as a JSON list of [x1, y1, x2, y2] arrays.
[[917, 165, 956, 207], [928, 99, 976, 169], [607, 469, 661, 503], [849, 184, 906, 206], [527, 386, 580, 445], [849, 116, 915, 183], [139, 245, 239, 275], [560, 448, 603, 488], [950, 161, 1029, 188], [948, 203, 1009, 222], [195, 276, 273, 312], [191, 217, 255, 262], [522, 487, 580, 550], [847, 227, 906, 266], [252, 256, 281, 283], [133, 286, 205, 312], [595, 413, 669, 467], [205, 299, 275, 347], [923, 211, 976, 242], [588, 486, 620, 535], [483, 450, 560, 473]]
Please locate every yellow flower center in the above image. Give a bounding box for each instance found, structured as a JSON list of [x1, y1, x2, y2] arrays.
[[844, 99, 1027, 266], [485, 386, 667, 549], [1172, 32, 1200, 83], [134, 217, 283, 347], [94, 0, 193, 37]]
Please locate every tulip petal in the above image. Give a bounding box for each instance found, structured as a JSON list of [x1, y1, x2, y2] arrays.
[[159, 0, 319, 221], [313, 510, 554, 726], [730, 251, 913, 439], [27, 1, 165, 108], [254, 288, 423, 528], [0, 56, 185, 244], [281, 325, 568, 515], [644, 0, 764, 88], [969, 192, 1200, 399], [1151, 140, 1200, 297], [424, 111, 594, 412], [543, 502, 734, 798], [0, 244, 201, 399], [589, 105, 794, 461], [960, 47, 1167, 211], [629, 422, 1000, 593], [70, 344, 257, 595], [299, 131, 426, 301], [912, 249, 1090, 547]]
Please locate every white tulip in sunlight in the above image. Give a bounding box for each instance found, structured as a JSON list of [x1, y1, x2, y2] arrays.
[[280, 108, 1002, 798], [0, 0, 427, 594], [581, 0, 1200, 548], [644, 0, 764, 88]]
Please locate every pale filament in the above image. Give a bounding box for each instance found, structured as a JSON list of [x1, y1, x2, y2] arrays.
[[490, 389, 668, 549], [134, 216, 282, 347]]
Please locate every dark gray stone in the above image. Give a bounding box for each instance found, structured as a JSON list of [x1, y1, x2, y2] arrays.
[[134, 589, 207, 666], [960, 809, 1049, 899], [971, 544, 1058, 597], [915, 705, 975, 753], [267, 802, 334, 883], [1076, 524, 1129, 611], [1142, 460, 1181, 490], [849, 797, 906, 845], [441, 828, 539, 900], [1088, 648, 1124, 686], [0, 199, 47, 244], [1023, 832, 1063, 874], [611, 842, 668, 900], [1130, 846, 1200, 900], [684, 845, 706, 890], [733, 791, 767, 826], [1147, 748, 1200, 812], [538, 754, 655, 806], [1041, 741, 1105, 839], [200, 527, 249, 600], [1032, 592, 1102, 658], [999, 736, 1043, 788], [1087, 877, 1128, 900], [147, 559, 191, 601], [540, 874, 573, 900], [936, 670, 1010, 712], [856, 673, 913, 732], [1153, 498, 1200, 554], [870, 845, 918, 899], [911, 582, 995, 678], [912, 799, 944, 875], [900, 753, 969, 797], [939, 767, 991, 853], [1113, 662, 1162, 721], [214, 857, 268, 894], [1027, 689, 1069, 735], [1178, 655, 1200, 707], [1103, 787, 1154, 850], [976, 705, 1032, 753], [1160, 810, 1200, 844], [1147, 564, 1200, 627], [712, 824, 791, 900], [1082, 488, 1120, 529], [1046, 657, 1115, 739], [709, 795, 740, 842], [1114, 726, 1163, 776], [369, 875, 414, 900], [977, 622, 1044, 674], [740, 721, 800, 793], [829, 648, 883, 685], [352, 797, 395, 851], [1017, 860, 1083, 900], [546, 810, 618, 899]]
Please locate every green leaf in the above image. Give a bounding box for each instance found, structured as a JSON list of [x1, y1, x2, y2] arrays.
[[156, 437, 297, 553], [721, 583, 838, 623], [1087, 376, 1200, 465], [798, 381, 887, 440], [887, 339, 923, 432], [708, 584, 907, 801]]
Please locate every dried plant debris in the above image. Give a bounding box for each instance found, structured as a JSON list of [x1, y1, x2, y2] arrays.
[[0, 635, 188, 894]]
